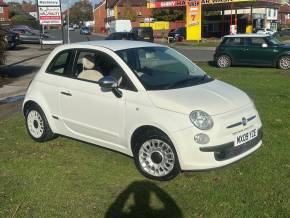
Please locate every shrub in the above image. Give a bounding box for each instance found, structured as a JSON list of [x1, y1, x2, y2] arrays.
[[11, 15, 39, 29]]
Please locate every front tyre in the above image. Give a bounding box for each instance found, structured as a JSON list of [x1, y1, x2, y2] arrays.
[[216, 55, 231, 68], [25, 105, 55, 142], [133, 132, 180, 181], [278, 55, 290, 70]]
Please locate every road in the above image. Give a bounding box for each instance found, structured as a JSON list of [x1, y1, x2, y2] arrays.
[[47, 29, 215, 62]]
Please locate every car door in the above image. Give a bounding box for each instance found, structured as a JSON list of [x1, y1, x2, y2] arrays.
[[21, 30, 39, 43], [58, 48, 135, 150], [223, 37, 248, 64], [244, 37, 275, 66]]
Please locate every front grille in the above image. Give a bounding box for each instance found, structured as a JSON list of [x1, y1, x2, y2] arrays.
[[227, 115, 257, 129], [214, 128, 262, 161]]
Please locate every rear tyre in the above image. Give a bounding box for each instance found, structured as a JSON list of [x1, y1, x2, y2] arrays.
[[25, 105, 55, 142], [278, 55, 290, 70], [133, 130, 180, 181], [216, 55, 231, 68]]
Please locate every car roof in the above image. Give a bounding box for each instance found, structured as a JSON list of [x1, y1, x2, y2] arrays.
[[75, 40, 163, 51], [224, 34, 268, 38], [110, 32, 132, 34]]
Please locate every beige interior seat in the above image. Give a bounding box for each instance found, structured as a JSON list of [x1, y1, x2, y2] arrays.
[[78, 55, 103, 81]]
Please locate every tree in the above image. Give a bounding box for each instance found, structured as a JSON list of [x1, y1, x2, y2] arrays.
[[9, 10, 18, 19], [66, 0, 93, 24], [153, 8, 185, 21], [122, 2, 137, 22], [11, 15, 39, 28]]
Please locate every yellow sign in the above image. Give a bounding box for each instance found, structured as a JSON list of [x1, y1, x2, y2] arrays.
[[140, 22, 170, 30], [186, 0, 202, 41]]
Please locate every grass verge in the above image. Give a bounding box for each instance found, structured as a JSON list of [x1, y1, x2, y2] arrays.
[[0, 63, 290, 217]]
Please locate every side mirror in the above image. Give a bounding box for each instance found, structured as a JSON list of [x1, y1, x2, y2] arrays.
[[99, 76, 122, 98], [262, 43, 268, 48], [99, 76, 118, 89]]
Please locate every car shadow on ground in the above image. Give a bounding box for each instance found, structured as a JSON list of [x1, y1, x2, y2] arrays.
[[105, 181, 183, 218], [7, 46, 29, 51], [0, 65, 39, 78], [208, 61, 216, 67]]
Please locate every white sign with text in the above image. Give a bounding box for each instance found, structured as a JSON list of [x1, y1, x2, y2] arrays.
[[39, 7, 61, 25], [38, 0, 60, 6]]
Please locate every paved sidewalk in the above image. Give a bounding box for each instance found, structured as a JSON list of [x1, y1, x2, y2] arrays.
[[0, 45, 50, 101]]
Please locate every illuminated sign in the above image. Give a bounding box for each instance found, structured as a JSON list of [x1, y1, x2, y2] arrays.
[[147, 1, 186, 8], [147, 0, 254, 8], [186, 0, 202, 40]]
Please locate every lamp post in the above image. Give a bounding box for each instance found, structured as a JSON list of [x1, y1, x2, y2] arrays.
[[67, 0, 70, 44]]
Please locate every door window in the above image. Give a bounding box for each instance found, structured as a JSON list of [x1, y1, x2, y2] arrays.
[[46, 50, 73, 76], [224, 37, 244, 46], [245, 37, 267, 47], [73, 49, 136, 91]]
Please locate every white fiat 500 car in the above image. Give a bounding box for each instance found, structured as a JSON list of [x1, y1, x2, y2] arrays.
[[23, 41, 262, 180]]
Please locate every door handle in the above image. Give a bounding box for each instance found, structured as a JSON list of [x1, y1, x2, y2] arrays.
[[60, 91, 72, 96]]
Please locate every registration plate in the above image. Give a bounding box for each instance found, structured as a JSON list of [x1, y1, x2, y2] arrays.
[[234, 128, 257, 147]]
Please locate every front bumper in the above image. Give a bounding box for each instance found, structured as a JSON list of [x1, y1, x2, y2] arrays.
[[171, 105, 262, 171]]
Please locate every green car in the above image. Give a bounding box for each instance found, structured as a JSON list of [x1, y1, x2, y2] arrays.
[[214, 34, 290, 70]]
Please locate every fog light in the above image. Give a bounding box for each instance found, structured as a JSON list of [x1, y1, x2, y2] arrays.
[[194, 133, 210, 145]]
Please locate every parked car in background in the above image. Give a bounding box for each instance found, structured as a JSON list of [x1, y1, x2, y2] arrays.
[[10, 25, 38, 32], [23, 40, 262, 181], [108, 20, 132, 34], [168, 27, 186, 42], [255, 28, 275, 35], [131, 27, 154, 42], [0, 27, 20, 49], [11, 27, 49, 44], [275, 28, 290, 37], [215, 34, 290, 70], [80, 26, 91, 35], [68, 26, 75, 31], [73, 24, 79, 29], [105, 32, 136, 40]]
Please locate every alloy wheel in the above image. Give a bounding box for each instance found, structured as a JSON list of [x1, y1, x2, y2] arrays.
[[27, 110, 44, 139], [138, 139, 175, 177], [217, 55, 231, 68], [279, 56, 290, 70]]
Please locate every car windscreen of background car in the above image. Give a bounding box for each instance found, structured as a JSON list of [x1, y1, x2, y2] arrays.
[[116, 47, 212, 90]]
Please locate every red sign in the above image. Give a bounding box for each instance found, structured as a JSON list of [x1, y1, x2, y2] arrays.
[[147, 0, 186, 8]]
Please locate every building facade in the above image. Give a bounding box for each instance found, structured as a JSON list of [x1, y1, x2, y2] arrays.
[[94, 1, 106, 32], [0, 0, 9, 23], [279, 2, 290, 25], [106, 0, 152, 26]]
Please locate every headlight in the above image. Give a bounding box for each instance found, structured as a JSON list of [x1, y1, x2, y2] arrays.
[[190, 110, 214, 130]]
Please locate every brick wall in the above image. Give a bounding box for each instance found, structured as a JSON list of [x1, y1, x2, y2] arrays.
[[94, 2, 106, 33], [0, 3, 9, 22], [117, 6, 152, 23]]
